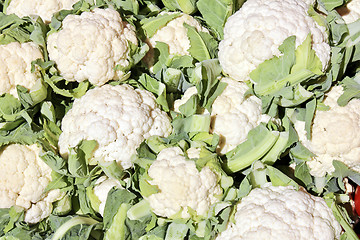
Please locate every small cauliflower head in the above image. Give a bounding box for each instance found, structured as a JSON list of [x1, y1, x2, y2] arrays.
[[173, 78, 270, 154], [216, 185, 341, 240], [145, 147, 222, 219], [92, 176, 122, 216], [294, 85, 360, 177], [149, 13, 207, 56], [337, 0, 360, 24], [211, 78, 271, 154], [0, 144, 63, 224], [0, 42, 43, 98], [143, 12, 208, 67], [6, 0, 78, 23], [47, 8, 138, 86], [58, 84, 172, 170], [218, 0, 330, 81]]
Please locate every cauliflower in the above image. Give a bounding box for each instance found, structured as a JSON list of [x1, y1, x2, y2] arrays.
[[144, 147, 222, 219], [6, 0, 78, 23], [218, 0, 330, 81], [294, 85, 360, 177], [0, 42, 43, 98], [143, 12, 208, 67], [149, 13, 207, 56], [92, 176, 122, 216], [174, 78, 270, 154], [58, 84, 172, 170], [337, 0, 360, 24], [47, 8, 138, 86], [216, 185, 342, 240], [0, 144, 64, 224]]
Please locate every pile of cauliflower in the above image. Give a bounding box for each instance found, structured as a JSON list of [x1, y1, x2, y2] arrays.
[[1, 0, 360, 239]]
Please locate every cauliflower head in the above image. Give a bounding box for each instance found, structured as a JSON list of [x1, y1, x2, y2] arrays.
[[143, 12, 208, 68], [6, 0, 78, 23], [211, 78, 271, 154], [93, 176, 122, 216], [337, 0, 360, 24], [294, 85, 360, 177], [148, 13, 207, 56], [0, 144, 63, 224], [47, 8, 138, 86], [216, 185, 341, 240], [58, 84, 172, 170], [145, 147, 222, 219], [218, 0, 330, 81], [174, 78, 270, 154], [0, 42, 43, 98]]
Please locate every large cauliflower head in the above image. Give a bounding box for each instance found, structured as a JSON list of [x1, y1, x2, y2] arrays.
[[337, 0, 360, 24], [47, 8, 138, 86], [145, 147, 222, 219], [216, 185, 341, 240], [218, 0, 330, 81], [58, 84, 172, 170], [6, 0, 78, 23], [0, 42, 43, 98], [0, 144, 63, 224], [294, 85, 360, 177], [173, 78, 270, 154]]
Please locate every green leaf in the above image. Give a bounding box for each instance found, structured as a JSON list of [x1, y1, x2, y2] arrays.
[[138, 73, 169, 111], [291, 34, 323, 75], [103, 188, 137, 229], [224, 124, 280, 173], [338, 75, 360, 106], [0, 122, 43, 147], [251, 35, 323, 97], [184, 23, 218, 62], [162, 0, 198, 14], [141, 13, 181, 38], [68, 140, 97, 178], [0, 94, 22, 122], [197, 0, 235, 39]]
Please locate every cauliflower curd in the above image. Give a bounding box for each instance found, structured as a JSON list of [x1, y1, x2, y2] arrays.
[[218, 0, 330, 81], [294, 85, 360, 177], [216, 185, 342, 240], [0, 144, 63, 224], [6, 0, 78, 23], [58, 84, 172, 170], [0, 42, 43, 98], [47, 8, 138, 86], [145, 147, 222, 219]]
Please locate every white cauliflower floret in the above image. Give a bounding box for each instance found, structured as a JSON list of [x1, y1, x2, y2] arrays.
[[0, 42, 43, 98], [216, 185, 342, 240], [218, 0, 330, 81], [47, 8, 138, 86], [174, 78, 270, 154], [337, 0, 360, 24], [93, 176, 122, 216], [0, 144, 63, 224], [294, 85, 360, 177], [145, 147, 222, 219], [6, 0, 78, 23], [58, 84, 172, 170]]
